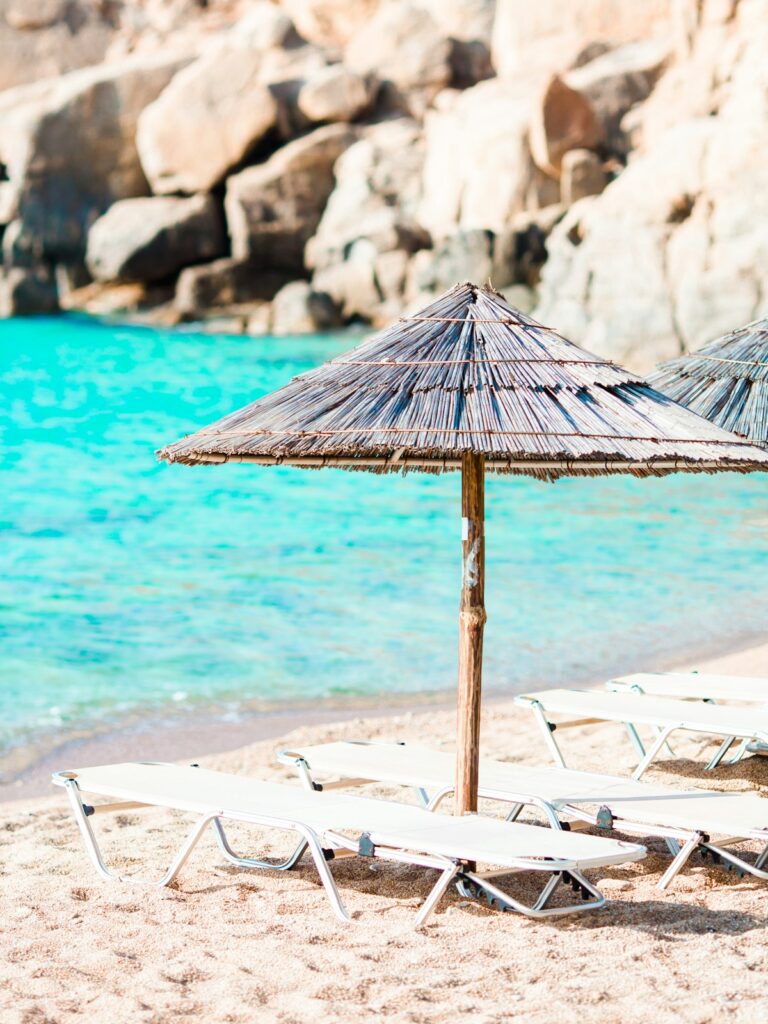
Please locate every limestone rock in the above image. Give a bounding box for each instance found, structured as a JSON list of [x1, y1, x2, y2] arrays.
[[86, 194, 225, 284], [297, 64, 373, 123], [491, 0, 675, 81], [419, 79, 537, 238], [0, 0, 115, 92], [0, 266, 58, 316], [312, 258, 381, 321], [529, 75, 603, 179], [136, 49, 279, 195], [560, 150, 608, 205], [536, 16, 768, 374], [305, 119, 429, 274], [418, 0, 495, 45], [226, 123, 357, 274], [0, 53, 189, 263], [257, 42, 330, 139], [270, 279, 342, 334], [0, 182, 17, 225], [226, 3, 296, 50], [493, 205, 566, 288], [417, 0, 495, 86], [281, 0, 381, 47], [407, 229, 495, 299], [175, 258, 290, 317], [344, 2, 451, 116], [564, 40, 670, 155]]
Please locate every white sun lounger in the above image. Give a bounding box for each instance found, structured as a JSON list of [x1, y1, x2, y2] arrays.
[[609, 673, 768, 704], [279, 741, 768, 889], [609, 673, 768, 765], [514, 689, 768, 777], [52, 762, 645, 926]]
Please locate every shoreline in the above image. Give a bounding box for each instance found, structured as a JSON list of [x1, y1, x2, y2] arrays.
[[3, 630, 767, 806]]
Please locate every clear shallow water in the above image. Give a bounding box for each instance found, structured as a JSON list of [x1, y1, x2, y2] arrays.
[[2, 315, 768, 752]]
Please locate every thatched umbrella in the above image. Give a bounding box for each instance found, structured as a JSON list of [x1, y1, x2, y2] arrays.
[[648, 317, 768, 446], [158, 283, 768, 815]]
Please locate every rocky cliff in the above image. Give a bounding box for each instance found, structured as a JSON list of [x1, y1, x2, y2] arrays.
[[0, 0, 765, 368]]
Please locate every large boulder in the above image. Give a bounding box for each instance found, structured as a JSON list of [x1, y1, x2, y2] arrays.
[[175, 257, 290, 317], [529, 75, 603, 179], [0, 0, 115, 92], [419, 79, 544, 239], [297, 64, 374, 123], [563, 40, 670, 156], [270, 279, 342, 334], [281, 0, 381, 47], [418, 0, 495, 86], [0, 265, 58, 316], [305, 118, 429, 274], [491, 0, 675, 80], [136, 49, 279, 195], [225, 123, 357, 274], [344, 2, 451, 116], [0, 53, 189, 263], [86, 194, 225, 284]]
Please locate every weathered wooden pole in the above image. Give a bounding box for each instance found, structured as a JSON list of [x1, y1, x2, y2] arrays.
[[455, 451, 486, 816]]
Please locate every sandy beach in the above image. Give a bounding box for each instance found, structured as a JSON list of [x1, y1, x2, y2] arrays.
[[2, 639, 768, 1024]]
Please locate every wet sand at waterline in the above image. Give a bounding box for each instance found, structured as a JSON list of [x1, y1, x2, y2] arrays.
[[2, 641, 768, 1023]]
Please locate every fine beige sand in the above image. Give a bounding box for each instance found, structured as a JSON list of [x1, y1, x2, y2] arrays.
[[3, 642, 768, 1023]]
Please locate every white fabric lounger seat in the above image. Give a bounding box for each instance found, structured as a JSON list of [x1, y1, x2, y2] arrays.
[[52, 762, 644, 926], [609, 673, 768, 703], [514, 689, 768, 777], [279, 741, 768, 889]]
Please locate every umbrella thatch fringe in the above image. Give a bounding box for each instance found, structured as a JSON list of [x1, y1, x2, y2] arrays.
[[159, 284, 768, 478], [648, 318, 768, 446]]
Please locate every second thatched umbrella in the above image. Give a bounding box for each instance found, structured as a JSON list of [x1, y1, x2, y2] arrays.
[[648, 317, 768, 446], [158, 283, 768, 815]]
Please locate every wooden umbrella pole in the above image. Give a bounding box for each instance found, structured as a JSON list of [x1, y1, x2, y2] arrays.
[[455, 451, 487, 816]]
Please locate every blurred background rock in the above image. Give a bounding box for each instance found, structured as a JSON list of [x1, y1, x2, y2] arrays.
[[0, 0, 765, 370]]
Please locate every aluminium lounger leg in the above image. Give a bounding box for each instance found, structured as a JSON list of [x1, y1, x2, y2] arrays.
[[64, 780, 216, 887], [631, 726, 678, 779], [657, 834, 703, 890], [705, 736, 736, 771], [211, 819, 308, 871], [414, 862, 462, 927], [528, 700, 568, 768]]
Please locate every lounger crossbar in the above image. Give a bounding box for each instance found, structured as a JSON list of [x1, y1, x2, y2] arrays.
[[514, 689, 768, 777], [53, 762, 644, 925], [279, 741, 768, 889]]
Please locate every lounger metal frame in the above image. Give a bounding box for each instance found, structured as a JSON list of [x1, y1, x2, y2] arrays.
[[515, 695, 768, 778], [279, 743, 768, 890], [54, 767, 606, 926], [608, 677, 758, 768]]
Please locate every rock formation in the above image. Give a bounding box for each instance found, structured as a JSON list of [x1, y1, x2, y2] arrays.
[[0, 0, 765, 370]]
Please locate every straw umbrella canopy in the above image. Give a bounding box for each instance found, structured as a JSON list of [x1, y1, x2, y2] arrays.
[[648, 317, 768, 446], [158, 283, 768, 815]]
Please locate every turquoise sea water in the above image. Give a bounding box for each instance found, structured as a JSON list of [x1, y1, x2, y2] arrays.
[[2, 315, 768, 753]]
